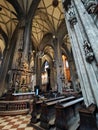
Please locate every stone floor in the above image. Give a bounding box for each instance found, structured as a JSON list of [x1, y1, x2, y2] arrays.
[[0, 113, 79, 130], [30, 114, 79, 130], [0, 113, 98, 130], [0, 114, 35, 130]]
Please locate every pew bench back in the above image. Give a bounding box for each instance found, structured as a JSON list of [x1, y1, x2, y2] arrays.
[[40, 96, 76, 129], [31, 95, 66, 123], [55, 97, 84, 130]]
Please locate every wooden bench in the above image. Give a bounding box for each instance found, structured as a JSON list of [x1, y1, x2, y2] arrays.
[[30, 95, 65, 123], [78, 103, 97, 130], [55, 97, 84, 130], [40, 96, 75, 129]]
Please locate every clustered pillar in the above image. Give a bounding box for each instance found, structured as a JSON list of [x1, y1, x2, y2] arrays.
[[62, 0, 98, 107]]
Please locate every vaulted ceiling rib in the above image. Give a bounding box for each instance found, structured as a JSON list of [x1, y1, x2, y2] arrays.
[[0, 0, 69, 63]]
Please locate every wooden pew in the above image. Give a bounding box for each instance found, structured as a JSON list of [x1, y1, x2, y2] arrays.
[[78, 103, 97, 130], [40, 96, 75, 129], [30, 95, 65, 123], [55, 97, 84, 130]]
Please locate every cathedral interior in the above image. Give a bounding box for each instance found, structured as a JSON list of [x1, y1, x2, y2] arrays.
[[0, 0, 98, 130]]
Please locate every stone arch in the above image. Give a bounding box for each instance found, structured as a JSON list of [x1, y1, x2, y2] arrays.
[[39, 33, 53, 51]]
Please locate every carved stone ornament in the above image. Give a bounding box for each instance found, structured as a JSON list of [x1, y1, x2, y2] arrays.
[[68, 6, 77, 26], [63, 0, 71, 11], [82, 0, 98, 14], [83, 40, 94, 63]]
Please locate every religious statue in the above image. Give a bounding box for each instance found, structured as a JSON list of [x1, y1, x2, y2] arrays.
[[82, 0, 98, 14], [67, 5, 77, 26], [83, 40, 94, 63]]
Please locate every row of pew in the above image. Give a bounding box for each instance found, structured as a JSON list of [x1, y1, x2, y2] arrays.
[[30, 95, 84, 130]]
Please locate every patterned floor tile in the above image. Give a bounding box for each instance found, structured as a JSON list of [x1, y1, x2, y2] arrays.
[[0, 114, 35, 130]]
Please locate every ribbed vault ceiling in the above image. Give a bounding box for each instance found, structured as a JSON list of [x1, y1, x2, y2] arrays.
[[0, 0, 68, 63], [0, 0, 18, 37], [32, 0, 64, 45]]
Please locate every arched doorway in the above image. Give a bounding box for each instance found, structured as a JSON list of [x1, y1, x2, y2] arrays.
[[41, 61, 51, 92]]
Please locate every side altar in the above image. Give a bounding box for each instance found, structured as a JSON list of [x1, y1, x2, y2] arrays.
[[0, 62, 35, 115], [10, 61, 35, 100]]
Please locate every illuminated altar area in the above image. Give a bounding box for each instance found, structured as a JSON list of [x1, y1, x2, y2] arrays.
[[12, 61, 32, 93], [10, 59, 35, 100]]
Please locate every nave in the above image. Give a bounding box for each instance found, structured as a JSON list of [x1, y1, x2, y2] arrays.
[[0, 0, 98, 130]]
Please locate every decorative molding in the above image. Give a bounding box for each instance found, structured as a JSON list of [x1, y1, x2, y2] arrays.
[[81, 0, 98, 14], [83, 40, 94, 63], [63, 0, 71, 11], [68, 6, 77, 26]]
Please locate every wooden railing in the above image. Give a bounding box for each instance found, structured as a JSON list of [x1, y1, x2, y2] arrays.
[[0, 99, 32, 115]]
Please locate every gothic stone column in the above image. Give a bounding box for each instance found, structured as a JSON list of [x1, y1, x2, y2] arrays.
[[36, 55, 42, 89], [62, 0, 97, 106], [73, 0, 98, 107], [53, 37, 63, 93]]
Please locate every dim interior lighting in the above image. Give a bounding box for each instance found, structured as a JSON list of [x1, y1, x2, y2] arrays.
[[53, 35, 56, 39], [33, 50, 35, 53]]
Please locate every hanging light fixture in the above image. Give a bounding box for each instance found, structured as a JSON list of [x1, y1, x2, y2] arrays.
[[52, 0, 59, 7]]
